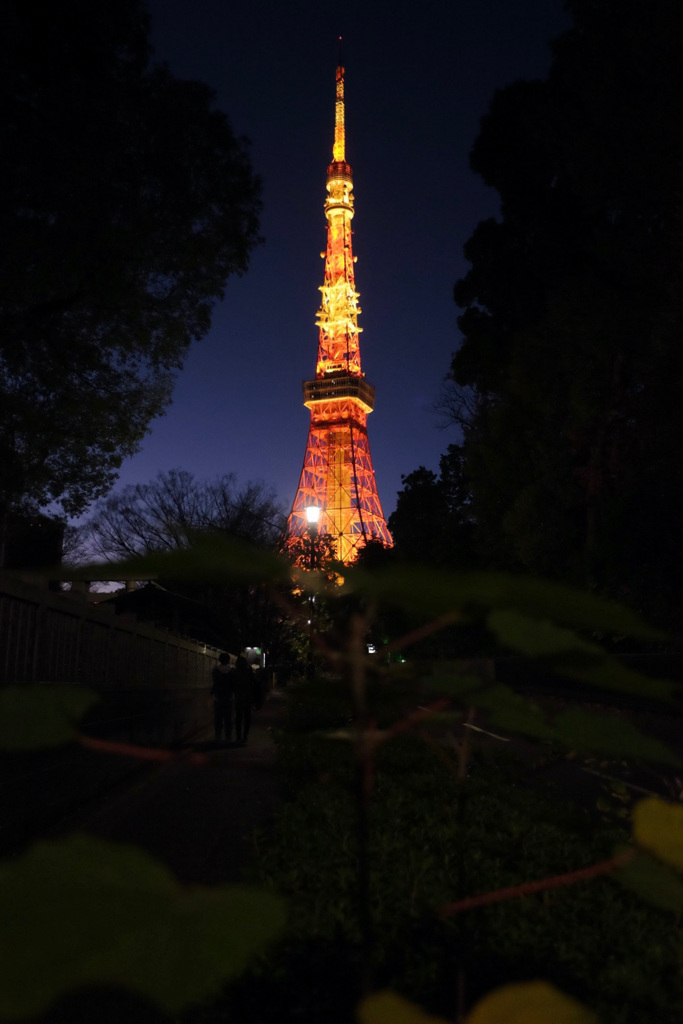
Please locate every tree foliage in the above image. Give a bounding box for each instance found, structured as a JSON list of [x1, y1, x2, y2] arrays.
[[83, 469, 284, 560], [284, 531, 339, 580], [0, 0, 262, 518], [448, 0, 683, 626], [388, 445, 476, 568], [80, 469, 286, 655]]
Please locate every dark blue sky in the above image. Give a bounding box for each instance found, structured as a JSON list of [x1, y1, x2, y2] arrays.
[[114, 0, 569, 522]]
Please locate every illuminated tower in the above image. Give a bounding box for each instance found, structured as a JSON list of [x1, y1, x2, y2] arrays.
[[285, 56, 392, 564]]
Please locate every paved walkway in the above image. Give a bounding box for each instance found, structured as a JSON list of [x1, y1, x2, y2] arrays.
[[44, 690, 288, 886]]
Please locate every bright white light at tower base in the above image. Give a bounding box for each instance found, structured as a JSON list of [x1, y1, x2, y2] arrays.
[[305, 505, 321, 526]]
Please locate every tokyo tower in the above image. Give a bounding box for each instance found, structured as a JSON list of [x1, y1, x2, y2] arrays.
[[285, 54, 392, 564]]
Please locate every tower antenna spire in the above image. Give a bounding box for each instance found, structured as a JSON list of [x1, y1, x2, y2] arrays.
[[333, 38, 345, 164]]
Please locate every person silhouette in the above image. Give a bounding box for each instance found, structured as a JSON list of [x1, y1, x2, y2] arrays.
[[210, 652, 234, 743], [232, 655, 256, 745]]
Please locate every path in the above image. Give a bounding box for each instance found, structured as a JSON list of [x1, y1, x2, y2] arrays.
[[43, 690, 288, 886]]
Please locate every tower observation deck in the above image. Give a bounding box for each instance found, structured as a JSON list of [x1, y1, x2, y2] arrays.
[[284, 56, 392, 564]]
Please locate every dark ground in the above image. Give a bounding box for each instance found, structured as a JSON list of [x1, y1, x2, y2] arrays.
[[14, 682, 683, 883], [40, 689, 288, 886], [9, 681, 683, 1024]]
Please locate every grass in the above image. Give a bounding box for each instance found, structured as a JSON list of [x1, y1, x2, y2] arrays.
[[183, 682, 683, 1024]]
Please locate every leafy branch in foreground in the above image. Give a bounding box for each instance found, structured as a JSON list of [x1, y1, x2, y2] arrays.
[[29, 535, 683, 1020], [0, 679, 285, 1020], [305, 563, 682, 1021], [0, 835, 285, 1021], [0, 685, 206, 763], [359, 983, 600, 1023]]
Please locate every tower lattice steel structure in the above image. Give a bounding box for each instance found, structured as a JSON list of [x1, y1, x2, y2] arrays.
[[285, 57, 392, 564]]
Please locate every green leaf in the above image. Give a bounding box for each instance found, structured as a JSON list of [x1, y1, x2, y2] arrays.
[[343, 567, 664, 641], [465, 980, 599, 1023], [633, 797, 683, 869], [426, 664, 556, 741], [357, 989, 451, 1024], [0, 685, 99, 750], [565, 655, 676, 702], [613, 848, 683, 914], [469, 684, 557, 741], [425, 665, 494, 699], [488, 609, 604, 660], [67, 532, 291, 587], [0, 834, 286, 1018], [554, 709, 681, 765], [488, 610, 675, 701]]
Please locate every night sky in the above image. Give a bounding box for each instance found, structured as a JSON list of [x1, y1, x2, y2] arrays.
[[112, 0, 570, 524]]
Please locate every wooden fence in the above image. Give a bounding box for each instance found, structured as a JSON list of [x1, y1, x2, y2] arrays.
[[0, 570, 219, 690], [0, 571, 226, 854], [0, 570, 222, 748]]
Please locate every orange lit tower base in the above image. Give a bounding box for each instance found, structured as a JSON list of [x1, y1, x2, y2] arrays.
[[285, 58, 392, 564]]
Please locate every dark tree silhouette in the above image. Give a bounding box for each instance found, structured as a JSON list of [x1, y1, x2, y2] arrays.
[[448, 0, 683, 625], [0, 0, 262, 518], [83, 469, 284, 560], [79, 468, 285, 658], [388, 446, 476, 568]]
